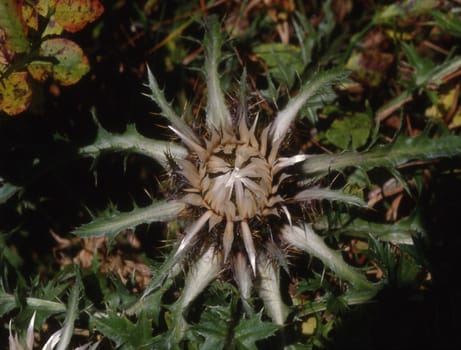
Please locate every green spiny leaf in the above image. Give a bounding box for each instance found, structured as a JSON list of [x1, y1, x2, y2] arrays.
[[298, 288, 378, 317], [294, 188, 366, 208], [170, 246, 222, 345], [90, 311, 154, 349], [189, 304, 232, 350], [234, 313, 280, 350], [367, 236, 423, 287], [56, 269, 81, 350], [302, 134, 461, 177], [0, 293, 67, 321], [203, 15, 232, 132], [315, 212, 424, 245], [282, 225, 379, 291], [145, 66, 200, 145], [74, 200, 186, 239], [271, 68, 350, 142], [401, 43, 461, 87], [79, 122, 187, 167], [428, 55, 461, 86]]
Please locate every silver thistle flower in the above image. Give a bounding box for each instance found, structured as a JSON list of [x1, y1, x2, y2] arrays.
[[78, 17, 376, 341], [76, 16, 461, 345]]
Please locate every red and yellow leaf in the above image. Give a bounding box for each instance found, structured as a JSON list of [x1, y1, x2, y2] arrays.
[[28, 38, 90, 86], [0, 71, 32, 116], [54, 0, 104, 33]]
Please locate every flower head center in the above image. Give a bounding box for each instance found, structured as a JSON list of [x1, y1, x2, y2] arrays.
[[201, 140, 272, 221]]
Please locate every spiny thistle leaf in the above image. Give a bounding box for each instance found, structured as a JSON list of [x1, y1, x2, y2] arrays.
[[314, 212, 424, 245], [170, 246, 223, 343], [135, 250, 182, 305], [293, 188, 366, 207], [74, 200, 186, 239], [282, 225, 378, 291], [90, 311, 154, 349], [257, 253, 288, 325], [56, 271, 81, 350], [145, 66, 200, 145], [367, 235, 422, 287], [233, 313, 280, 350], [1, 294, 67, 316], [302, 133, 461, 177], [401, 43, 461, 87], [130, 280, 172, 325], [298, 289, 378, 317], [203, 15, 232, 132], [189, 304, 232, 350], [428, 55, 461, 86], [79, 123, 187, 167], [270, 68, 350, 143]]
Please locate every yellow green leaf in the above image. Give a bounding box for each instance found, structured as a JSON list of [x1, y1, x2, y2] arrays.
[[0, 72, 32, 116], [0, 0, 29, 53], [21, 3, 38, 30], [36, 0, 55, 17], [27, 38, 89, 86], [425, 88, 461, 129], [41, 15, 64, 37], [301, 317, 317, 335], [54, 0, 104, 33]]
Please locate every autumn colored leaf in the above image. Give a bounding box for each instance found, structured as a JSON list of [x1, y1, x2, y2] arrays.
[[21, 2, 39, 31], [35, 0, 56, 17], [425, 87, 461, 129], [41, 15, 64, 37], [54, 0, 104, 33], [0, 71, 32, 116], [28, 38, 90, 86], [346, 50, 394, 87], [0, 49, 9, 68], [0, 0, 29, 53]]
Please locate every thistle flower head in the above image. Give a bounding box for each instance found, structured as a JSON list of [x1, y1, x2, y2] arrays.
[[77, 15, 381, 344], [139, 16, 377, 335], [173, 114, 285, 272]]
